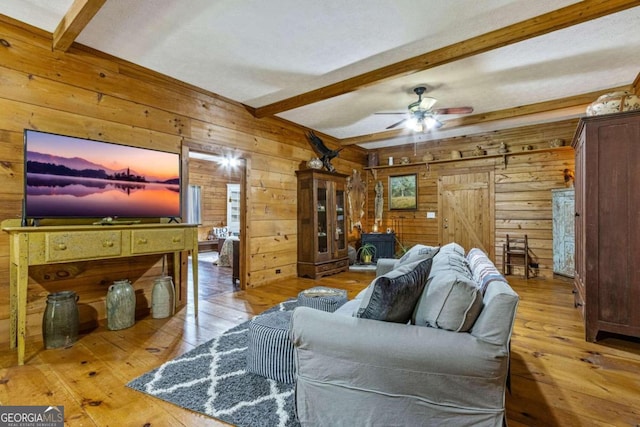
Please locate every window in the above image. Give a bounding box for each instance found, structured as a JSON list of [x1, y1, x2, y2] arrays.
[[187, 185, 202, 224]]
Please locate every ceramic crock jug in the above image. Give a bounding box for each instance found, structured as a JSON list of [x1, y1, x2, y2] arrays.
[[42, 290, 79, 349], [152, 276, 175, 319], [106, 279, 136, 330]]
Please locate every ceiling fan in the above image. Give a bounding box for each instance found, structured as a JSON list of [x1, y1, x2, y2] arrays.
[[377, 86, 473, 132]]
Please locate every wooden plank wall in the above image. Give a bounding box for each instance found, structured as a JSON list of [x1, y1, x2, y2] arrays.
[[0, 17, 366, 345], [366, 120, 578, 277]]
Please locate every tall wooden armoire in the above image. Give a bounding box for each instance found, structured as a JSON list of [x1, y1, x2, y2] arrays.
[[571, 110, 640, 342], [296, 169, 349, 278]]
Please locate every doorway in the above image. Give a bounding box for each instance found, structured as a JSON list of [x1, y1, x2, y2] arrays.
[[185, 148, 247, 295], [438, 171, 495, 258]]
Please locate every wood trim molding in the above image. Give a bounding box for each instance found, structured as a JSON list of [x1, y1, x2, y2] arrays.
[[253, 0, 640, 118], [53, 0, 106, 52]]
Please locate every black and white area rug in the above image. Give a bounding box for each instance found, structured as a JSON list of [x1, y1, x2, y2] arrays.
[[127, 299, 300, 427]]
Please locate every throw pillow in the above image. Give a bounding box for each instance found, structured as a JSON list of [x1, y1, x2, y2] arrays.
[[395, 244, 439, 268], [357, 258, 433, 323], [438, 242, 466, 256], [412, 271, 484, 332]]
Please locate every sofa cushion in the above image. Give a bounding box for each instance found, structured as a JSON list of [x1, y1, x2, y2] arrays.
[[429, 253, 473, 279], [412, 271, 484, 332], [438, 242, 466, 256], [357, 258, 433, 323], [395, 244, 439, 268]]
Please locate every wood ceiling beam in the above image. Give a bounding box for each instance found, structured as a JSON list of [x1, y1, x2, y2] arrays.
[[632, 71, 640, 95], [253, 0, 640, 118], [339, 86, 630, 146], [52, 0, 106, 52]]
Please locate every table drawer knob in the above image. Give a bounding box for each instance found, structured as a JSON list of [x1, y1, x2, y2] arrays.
[[56, 243, 67, 251], [103, 240, 114, 247], [172, 237, 182, 243], [137, 238, 148, 244]]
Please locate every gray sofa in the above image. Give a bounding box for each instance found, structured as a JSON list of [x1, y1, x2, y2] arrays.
[[290, 243, 519, 426]]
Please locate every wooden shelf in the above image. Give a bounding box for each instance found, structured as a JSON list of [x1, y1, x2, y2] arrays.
[[364, 146, 573, 171]]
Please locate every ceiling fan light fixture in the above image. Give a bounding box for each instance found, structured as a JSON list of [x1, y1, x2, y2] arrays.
[[407, 117, 422, 132], [424, 116, 438, 129]]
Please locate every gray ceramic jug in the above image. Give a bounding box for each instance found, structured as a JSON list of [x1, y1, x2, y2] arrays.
[[106, 279, 136, 330]]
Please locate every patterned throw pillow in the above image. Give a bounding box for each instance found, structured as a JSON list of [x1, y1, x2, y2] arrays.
[[357, 258, 433, 323], [466, 248, 507, 294]]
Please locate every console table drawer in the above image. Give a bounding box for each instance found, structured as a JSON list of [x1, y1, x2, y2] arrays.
[[131, 229, 187, 254], [45, 231, 122, 262]]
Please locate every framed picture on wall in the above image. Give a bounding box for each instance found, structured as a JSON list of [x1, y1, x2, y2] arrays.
[[389, 174, 417, 210]]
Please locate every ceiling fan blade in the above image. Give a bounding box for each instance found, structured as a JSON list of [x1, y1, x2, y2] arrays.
[[432, 107, 474, 115], [419, 96, 437, 110], [374, 112, 407, 115], [386, 119, 408, 129]]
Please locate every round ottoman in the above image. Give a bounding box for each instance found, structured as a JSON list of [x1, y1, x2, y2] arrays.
[[298, 286, 348, 312], [246, 310, 295, 383]]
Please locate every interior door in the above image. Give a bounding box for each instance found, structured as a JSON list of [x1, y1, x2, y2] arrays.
[[438, 171, 495, 258]]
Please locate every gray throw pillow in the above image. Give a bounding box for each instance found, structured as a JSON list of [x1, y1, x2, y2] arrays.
[[357, 258, 433, 323], [395, 244, 439, 268], [413, 271, 484, 332]]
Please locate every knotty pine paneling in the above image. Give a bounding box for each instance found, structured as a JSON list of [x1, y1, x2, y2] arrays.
[[0, 17, 366, 346], [366, 124, 576, 278]]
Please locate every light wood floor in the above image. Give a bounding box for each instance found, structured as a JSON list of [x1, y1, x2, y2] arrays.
[[1, 270, 639, 426]]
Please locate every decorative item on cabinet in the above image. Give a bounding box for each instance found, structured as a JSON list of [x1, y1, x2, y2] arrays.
[[586, 91, 640, 116], [450, 150, 462, 159], [305, 131, 342, 172], [497, 142, 509, 154], [400, 156, 410, 164], [306, 157, 323, 170], [107, 279, 136, 330], [42, 290, 79, 349]]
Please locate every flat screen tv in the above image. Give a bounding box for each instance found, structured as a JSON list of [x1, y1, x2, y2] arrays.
[[24, 129, 181, 220]]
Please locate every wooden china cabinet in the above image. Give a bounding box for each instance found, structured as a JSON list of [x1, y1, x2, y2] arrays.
[[571, 110, 640, 342], [296, 169, 349, 278]]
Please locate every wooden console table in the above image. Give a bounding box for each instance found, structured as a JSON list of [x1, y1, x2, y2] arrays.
[[1, 221, 198, 365]]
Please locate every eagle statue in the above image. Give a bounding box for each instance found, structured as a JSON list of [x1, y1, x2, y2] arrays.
[[306, 131, 343, 172]]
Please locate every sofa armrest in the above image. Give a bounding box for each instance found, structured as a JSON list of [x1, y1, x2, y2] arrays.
[[291, 306, 509, 411], [375, 258, 396, 276]]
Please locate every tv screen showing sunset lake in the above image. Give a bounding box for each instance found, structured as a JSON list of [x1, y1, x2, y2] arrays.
[[24, 130, 181, 219]]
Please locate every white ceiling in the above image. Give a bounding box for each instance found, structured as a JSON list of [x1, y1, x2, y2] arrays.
[[1, 1, 639, 149]]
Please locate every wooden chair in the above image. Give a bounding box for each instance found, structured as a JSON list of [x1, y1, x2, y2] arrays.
[[502, 234, 530, 279]]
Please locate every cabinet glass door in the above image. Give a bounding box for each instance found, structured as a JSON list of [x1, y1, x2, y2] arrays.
[[335, 187, 346, 251], [317, 185, 329, 254]]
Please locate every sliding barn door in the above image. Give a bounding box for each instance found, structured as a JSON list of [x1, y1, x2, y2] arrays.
[[438, 171, 495, 258]]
